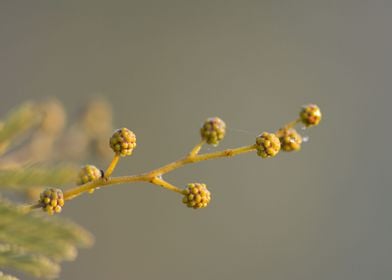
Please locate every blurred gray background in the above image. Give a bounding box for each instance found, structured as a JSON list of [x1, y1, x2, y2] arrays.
[[1, 1, 391, 279]]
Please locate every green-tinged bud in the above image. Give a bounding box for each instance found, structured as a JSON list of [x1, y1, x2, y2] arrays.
[[77, 164, 103, 193], [39, 188, 64, 215], [200, 117, 226, 145], [255, 132, 281, 158], [77, 165, 102, 185]]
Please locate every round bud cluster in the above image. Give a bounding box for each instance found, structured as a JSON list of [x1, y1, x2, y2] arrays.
[[200, 117, 226, 145], [77, 165, 102, 193], [255, 132, 281, 158], [109, 128, 137, 156], [278, 128, 302, 152], [39, 188, 65, 215], [300, 104, 322, 127], [182, 183, 211, 209], [77, 165, 102, 185]]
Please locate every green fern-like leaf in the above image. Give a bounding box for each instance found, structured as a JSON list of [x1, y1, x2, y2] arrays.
[[0, 199, 93, 279], [0, 244, 59, 279], [0, 271, 19, 280], [0, 100, 114, 279], [0, 165, 78, 191], [0, 103, 41, 156]]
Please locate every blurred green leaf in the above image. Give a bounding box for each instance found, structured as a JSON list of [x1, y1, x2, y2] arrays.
[[0, 165, 78, 191], [0, 103, 41, 155], [0, 199, 93, 279], [0, 244, 59, 279], [0, 271, 19, 280]]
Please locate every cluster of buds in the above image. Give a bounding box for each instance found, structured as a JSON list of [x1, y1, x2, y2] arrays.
[[200, 117, 226, 145], [77, 164, 103, 193], [278, 128, 302, 152], [38, 103, 321, 214], [254, 103, 322, 159], [255, 132, 281, 158], [38, 188, 64, 215], [300, 104, 322, 127], [109, 128, 137, 157], [77, 165, 102, 185], [182, 183, 211, 209]]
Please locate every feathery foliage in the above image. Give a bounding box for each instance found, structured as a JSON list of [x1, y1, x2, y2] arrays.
[[0, 271, 19, 280], [0, 103, 40, 156], [0, 166, 78, 191], [0, 199, 93, 279], [0, 100, 113, 279]]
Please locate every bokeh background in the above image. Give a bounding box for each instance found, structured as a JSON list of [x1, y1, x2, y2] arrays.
[[1, 1, 391, 279]]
